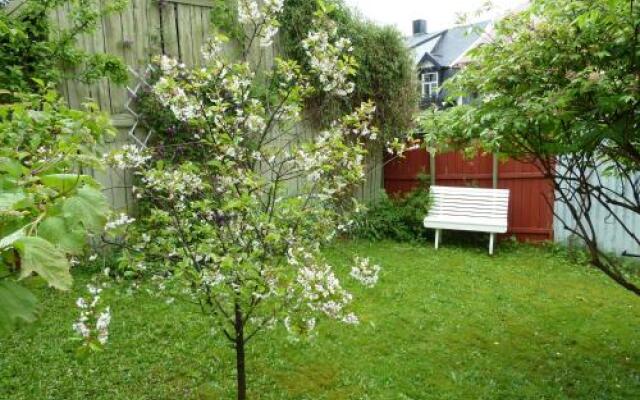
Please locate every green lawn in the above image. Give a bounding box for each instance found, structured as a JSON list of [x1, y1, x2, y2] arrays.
[[2, 241, 640, 399]]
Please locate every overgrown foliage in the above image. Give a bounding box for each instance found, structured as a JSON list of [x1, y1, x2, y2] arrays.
[[0, 0, 128, 102], [0, 0, 126, 332], [0, 91, 113, 331], [351, 180, 432, 242], [279, 0, 418, 140], [419, 0, 640, 295]]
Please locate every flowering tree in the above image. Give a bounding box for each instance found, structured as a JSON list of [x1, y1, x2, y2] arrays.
[[109, 1, 383, 398]]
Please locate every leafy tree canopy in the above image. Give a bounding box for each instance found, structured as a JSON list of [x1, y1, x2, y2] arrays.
[[419, 0, 640, 294]]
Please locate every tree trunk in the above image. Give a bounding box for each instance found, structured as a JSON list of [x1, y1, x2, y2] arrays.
[[234, 301, 247, 400]]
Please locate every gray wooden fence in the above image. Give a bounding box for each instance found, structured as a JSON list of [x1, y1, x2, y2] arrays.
[[8, 0, 384, 210], [554, 165, 640, 257]]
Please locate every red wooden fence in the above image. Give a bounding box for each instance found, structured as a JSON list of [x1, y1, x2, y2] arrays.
[[384, 150, 554, 242]]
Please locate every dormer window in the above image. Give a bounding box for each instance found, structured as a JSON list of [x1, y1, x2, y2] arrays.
[[422, 72, 439, 98]]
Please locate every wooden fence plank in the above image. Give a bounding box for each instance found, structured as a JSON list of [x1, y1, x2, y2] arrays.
[[132, 0, 150, 66], [166, 0, 213, 7], [161, 2, 180, 59], [102, 1, 127, 113], [147, 0, 163, 56], [121, 0, 136, 67], [63, 2, 84, 108], [191, 5, 203, 65], [177, 4, 194, 65], [75, 26, 94, 106], [93, 2, 112, 111], [59, 4, 79, 107], [51, 5, 71, 105], [200, 5, 211, 43]]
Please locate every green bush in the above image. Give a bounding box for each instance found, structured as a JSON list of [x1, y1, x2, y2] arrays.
[[280, 0, 418, 140], [351, 181, 432, 242], [0, 0, 128, 102]]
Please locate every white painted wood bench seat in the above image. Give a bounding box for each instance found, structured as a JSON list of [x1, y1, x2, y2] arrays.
[[423, 186, 510, 255]]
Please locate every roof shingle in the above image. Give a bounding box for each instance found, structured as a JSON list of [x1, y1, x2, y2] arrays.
[[408, 21, 490, 68]]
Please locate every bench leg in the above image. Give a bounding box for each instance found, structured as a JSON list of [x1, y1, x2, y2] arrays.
[[489, 233, 495, 256], [435, 229, 441, 250]]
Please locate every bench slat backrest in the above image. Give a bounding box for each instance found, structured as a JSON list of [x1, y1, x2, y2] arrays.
[[425, 186, 510, 231]]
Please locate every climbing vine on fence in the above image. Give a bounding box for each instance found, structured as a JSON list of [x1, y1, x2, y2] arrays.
[[280, 0, 418, 140], [0, 0, 128, 102]]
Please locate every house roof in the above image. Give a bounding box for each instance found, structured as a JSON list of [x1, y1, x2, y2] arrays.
[[408, 20, 491, 69]]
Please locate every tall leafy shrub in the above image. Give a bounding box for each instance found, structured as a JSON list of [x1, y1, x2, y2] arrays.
[[280, 0, 418, 140], [0, 92, 113, 331]]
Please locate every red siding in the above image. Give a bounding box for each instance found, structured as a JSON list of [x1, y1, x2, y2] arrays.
[[384, 150, 554, 242]]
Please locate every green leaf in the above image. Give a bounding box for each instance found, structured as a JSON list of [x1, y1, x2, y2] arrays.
[[0, 227, 26, 250], [13, 236, 72, 290], [0, 280, 38, 333], [62, 186, 109, 232], [40, 174, 97, 193], [0, 190, 26, 211], [0, 157, 24, 178], [38, 216, 87, 255]]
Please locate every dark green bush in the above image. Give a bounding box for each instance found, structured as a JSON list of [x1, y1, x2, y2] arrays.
[[351, 182, 432, 242]]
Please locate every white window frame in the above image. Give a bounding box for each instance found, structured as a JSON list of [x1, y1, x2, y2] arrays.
[[422, 71, 439, 98]]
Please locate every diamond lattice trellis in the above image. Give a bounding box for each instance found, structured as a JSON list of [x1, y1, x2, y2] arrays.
[[124, 64, 157, 149]]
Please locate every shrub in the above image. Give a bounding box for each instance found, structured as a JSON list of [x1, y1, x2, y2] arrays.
[[0, 0, 126, 332], [106, 3, 386, 397], [351, 179, 432, 242], [280, 0, 418, 140]]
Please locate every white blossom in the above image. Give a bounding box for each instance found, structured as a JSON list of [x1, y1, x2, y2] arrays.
[[342, 312, 359, 325], [72, 285, 111, 347], [159, 55, 179, 74], [237, 0, 261, 24], [105, 213, 136, 231], [140, 168, 204, 201], [350, 257, 381, 288], [290, 248, 355, 322], [302, 20, 356, 97], [153, 77, 202, 121], [96, 307, 111, 345], [237, 0, 283, 48], [104, 144, 151, 169]]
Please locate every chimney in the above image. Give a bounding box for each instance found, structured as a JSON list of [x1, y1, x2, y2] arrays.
[[413, 19, 427, 35]]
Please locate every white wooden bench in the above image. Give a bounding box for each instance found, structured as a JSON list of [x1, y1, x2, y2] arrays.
[[423, 186, 510, 255]]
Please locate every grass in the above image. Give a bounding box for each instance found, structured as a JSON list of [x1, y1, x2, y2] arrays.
[[2, 240, 640, 399]]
